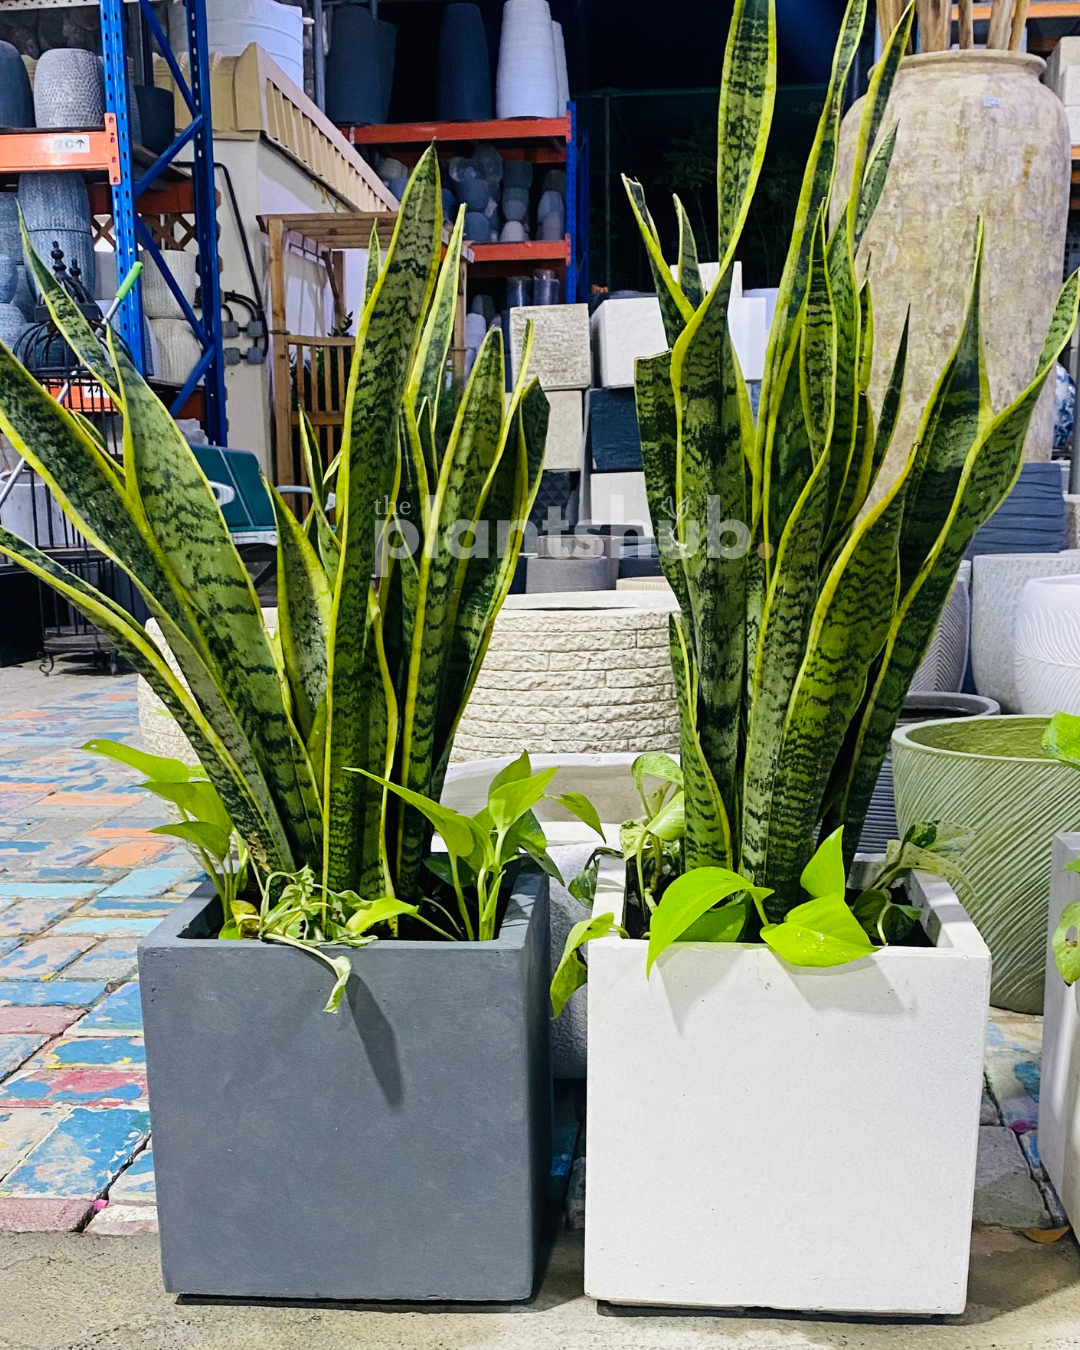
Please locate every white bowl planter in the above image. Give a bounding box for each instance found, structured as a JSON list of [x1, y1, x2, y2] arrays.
[[1038, 830, 1080, 1229], [1015, 574, 1080, 716], [584, 856, 990, 1315]]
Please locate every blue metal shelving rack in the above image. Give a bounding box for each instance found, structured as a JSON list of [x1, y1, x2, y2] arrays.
[[99, 0, 227, 444]]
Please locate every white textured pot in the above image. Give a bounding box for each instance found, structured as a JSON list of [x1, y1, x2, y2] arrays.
[[909, 560, 970, 694], [1038, 831, 1080, 1231], [971, 551, 1080, 711], [834, 51, 1070, 494], [584, 857, 990, 1314], [495, 0, 559, 119], [1015, 574, 1080, 716]]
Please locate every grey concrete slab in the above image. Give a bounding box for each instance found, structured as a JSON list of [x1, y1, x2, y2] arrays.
[[0, 664, 127, 716], [2, 1228, 1080, 1350]]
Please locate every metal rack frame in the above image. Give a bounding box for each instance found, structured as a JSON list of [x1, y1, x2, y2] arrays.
[[99, 0, 227, 442]]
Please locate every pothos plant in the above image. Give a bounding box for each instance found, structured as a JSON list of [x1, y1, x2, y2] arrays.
[[553, 0, 1058, 1012], [1042, 712, 1080, 986], [0, 149, 564, 1010]]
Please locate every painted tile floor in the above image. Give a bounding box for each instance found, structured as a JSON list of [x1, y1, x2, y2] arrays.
[[0, 676, 201, 1235], [0, 676, 1070, 1242]]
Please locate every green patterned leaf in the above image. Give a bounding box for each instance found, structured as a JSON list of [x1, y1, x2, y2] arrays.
[[798, 211, 836, 461], [634, 350, 689, 614], [407, 206, 465, 429], [669, 613, 732, 867], [675, 195, 704, 309], [715, 0, 776, 271], [844, 4, 913, 245], [364, 220, 380, 305], [270, 483, 331, 742], [623, 176, 694, 346], [853, 124, 898, 254]]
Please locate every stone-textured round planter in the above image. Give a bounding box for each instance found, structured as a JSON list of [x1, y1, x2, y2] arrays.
[[835, 51, 1070, 490], [892, 714, 1080, 1013], [139, 871, 551, 1299], [583, 854, 990, 1314], [1014, 574, 1080, 716], [971, 551, 1080, 711], [451, 593, 680, 761]]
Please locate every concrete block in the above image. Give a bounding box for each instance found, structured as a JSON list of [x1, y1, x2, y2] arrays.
[[1068, 104, 1080, 146], [589, 471, 653, 536], [0, 1107, 66, 1180], [0, 1068, 148, 1108], [972, 1125, 1051, 1229], [0, 1105, 149, 1199], [1047, 37, 1080, 97], [526, 556, 611, 594], [587, 388, 641, 472], [69, 983, 142, 1036], [591, 296, 666, 388], [509, 304, 591, 390], [0, 935, 94, 980], [1059, 64, 1080, 106], [0, 1196, 93, 1231], [0, 981, 107, 1008], [0, 1033, 47, 1076], [542, 389, 584, 472]]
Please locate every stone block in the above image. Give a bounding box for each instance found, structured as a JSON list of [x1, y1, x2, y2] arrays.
[[1068, 104, 1080, 146], [0, 1105, 149, 1199], [588, 387, 642, 472], [526, 556, 611, 594], [509, 304, 591, 390], [543, 389, 584, 472], [972, 1125, 1051, 1229], [1047, 36, 1080, 97], [0, 1107, 67, 1180], [589, 471, 653, 535], [591, 297, 667, 388], [0, 935, 95, 980]]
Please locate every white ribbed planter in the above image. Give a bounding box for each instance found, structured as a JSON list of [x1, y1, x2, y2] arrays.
[[451, 593, 680, 761], [1015, 574, 1080, 716], [909, 561, 970, 694], [584, 856, 990, 1314], [496, 0, 559, 118], [892, 714, 1080, 1013], [971, 551, 1080, 711]]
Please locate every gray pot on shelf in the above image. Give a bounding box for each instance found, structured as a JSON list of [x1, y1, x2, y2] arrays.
[[138, 872, 551, 1299], [33, 47, 104, 128], [18, 171, 92, 234], [0, 41, 33, 129]]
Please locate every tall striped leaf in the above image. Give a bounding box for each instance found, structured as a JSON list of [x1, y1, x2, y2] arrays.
[[407, 206, 465, 431], [799, 212, 836, 462], [823, 228, 860, 539], [364, 221, 381, 305], [634, 349, 689, 615], [675, 196, 704, 310], [623, 176, 694, 346], [270, 483, 331, 742], [715, 0, 776, 271], [669, 613, 732, 867], [764, 324, 813, 554]]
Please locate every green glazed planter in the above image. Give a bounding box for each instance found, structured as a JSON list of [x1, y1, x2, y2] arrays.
[[892, 715, 1080, 1013]]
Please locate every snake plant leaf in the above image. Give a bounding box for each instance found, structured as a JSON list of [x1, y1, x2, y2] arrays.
[[669, 613, 732, 867], [674, 195, 704, 310], [269, 483, 331, 743], [761, 892, 874, 966], [82, 738, 199, 783], [715, 0, 776, 273], [20, 217, 120, 401], [670, 266, 747, 820], [844, 4, 913, 245], [0, 524, 290, 869], [407, 205, 465, 430], [868, 312, 909, 492], [824, 229, 861, 540], [1045, 710, 1080, 768], [800, 825, 846, 897], [298, 410, 340, 584], [1052, 902, 1080, 985], [741, 447, 831, 878], [763, 477, 907, 914], [551, 912, 621, 1019], [763, 324, 814, 555], [853, 123, 898, 255], [799, 211, 837, 461], [551, 792, 607, 841], [111, 342, 323, 869], [623, 175, 694, 345], [647, 866, 769, 974], [325, 146, 439, 892], [634, 350, 690, 614], [364, 220, 380, 305], [829, 270, 1079, 863]]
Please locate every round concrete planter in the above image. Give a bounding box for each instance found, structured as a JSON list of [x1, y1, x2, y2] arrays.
[[834, 51, 1070, 492], [892, 714, 1080, 1013], [451, 592, 681, 761], [1014, 574, 1080, 716], [971, 551, 1080, 711]]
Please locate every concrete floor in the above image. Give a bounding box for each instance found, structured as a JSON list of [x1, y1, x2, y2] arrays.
[[0, 662, 122, 717], [2, 1228, 1080, 1350]]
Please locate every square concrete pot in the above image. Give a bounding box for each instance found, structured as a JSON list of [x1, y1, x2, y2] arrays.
[[138, 873, 551, 1300], [584, 858, 990, 1315], [1037, 831, 1080, 1228]]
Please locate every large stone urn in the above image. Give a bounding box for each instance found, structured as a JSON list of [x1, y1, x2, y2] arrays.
[[835, 51, 1070, 494]]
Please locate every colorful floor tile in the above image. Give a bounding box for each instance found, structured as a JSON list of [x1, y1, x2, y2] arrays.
[[28, 1036, 144, 1070], [0, 1034, 48, 1076], [0, 935, 95, 980], [62, 939, 139, 984], [0, 1106, 149, 1198], [0, 1068, 148, 1108], [72, 983, 142, 1035], [0, 1107, 67, 1179], [108, 1145, 154, 1203], [0, 981, 108, 1008]]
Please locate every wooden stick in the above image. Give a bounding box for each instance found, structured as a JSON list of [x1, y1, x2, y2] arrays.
[[987, 0, 1013, 47], [878, 0, 903, 43], [1009, 0, 1031, 49], [916, 0, 950, 52], [958, 0, 974, 48]]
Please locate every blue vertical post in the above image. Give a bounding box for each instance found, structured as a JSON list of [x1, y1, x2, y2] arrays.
[[565, 104, 577, 305], [186, 0, 227, 445], [100, 0, 144, 369]]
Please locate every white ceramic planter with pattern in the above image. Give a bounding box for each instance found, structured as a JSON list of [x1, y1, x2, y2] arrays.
[[1015, 574, 1080, 716]]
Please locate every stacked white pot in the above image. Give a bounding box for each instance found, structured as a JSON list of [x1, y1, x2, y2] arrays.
[[496, 0, 560, 118], [1015, 574, 1080, 715]]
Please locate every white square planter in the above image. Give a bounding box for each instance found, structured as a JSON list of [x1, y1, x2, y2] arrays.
[[585, 859, 990, 1314], [1037, 831, 1080, 1228]]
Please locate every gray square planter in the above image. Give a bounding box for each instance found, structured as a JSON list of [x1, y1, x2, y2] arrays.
[[138, 872, 551, 1300]]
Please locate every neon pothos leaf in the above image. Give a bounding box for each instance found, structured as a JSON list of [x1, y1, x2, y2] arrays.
[[800, 826, 846, 898], [1044, 711, 1080, 770], [346, 767, 484, 862], [83, 739, 200, 783], [761, 893, 874, 966], [345, 896, 419, 935], [647, 867, 770, 974], [551, 911, 622, 1018], [487, 768, 558, 832], [552, 791, 606, 840], [632, 752, 683, 791], [490, 751, 533, 792], [150, 820, 231, 860], [1053, 902, 1080, 985]]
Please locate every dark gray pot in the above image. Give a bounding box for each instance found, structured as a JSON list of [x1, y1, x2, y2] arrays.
[[138, 872, 551, 1300]]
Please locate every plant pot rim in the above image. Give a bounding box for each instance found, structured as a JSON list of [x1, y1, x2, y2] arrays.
[[892, 713, 1055, 764], [588, 853, 988, 964], [898, 50, 1045, 76]]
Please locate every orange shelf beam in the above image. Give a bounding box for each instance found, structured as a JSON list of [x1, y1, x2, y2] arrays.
[[342, 115, 571, 146], [88, 177, 196, 217], [0, 115, 120, 184], [466, 237, 570, 264]]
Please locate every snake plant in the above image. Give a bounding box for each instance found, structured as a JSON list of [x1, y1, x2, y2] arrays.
[[626, 0, 1079, 921], [0, 148, 548, 935]]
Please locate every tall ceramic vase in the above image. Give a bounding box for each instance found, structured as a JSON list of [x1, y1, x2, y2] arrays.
[[834, 52, 1070, 498], [496, 0, 559, 119]]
